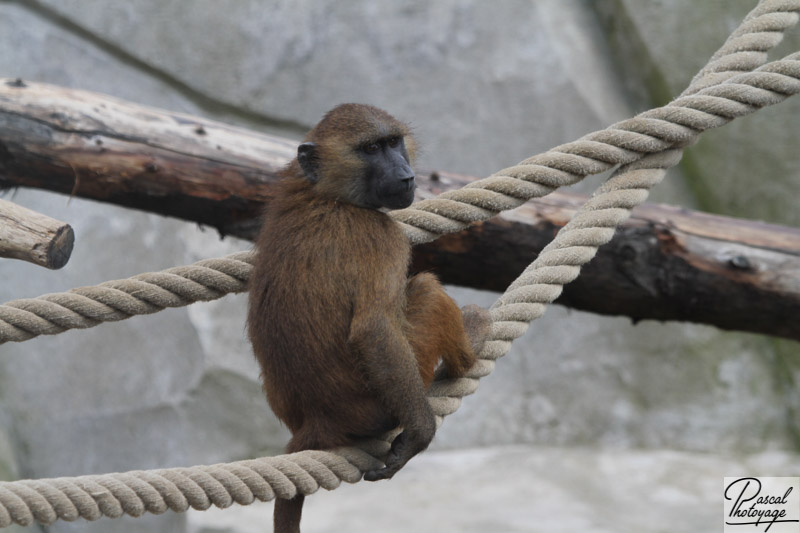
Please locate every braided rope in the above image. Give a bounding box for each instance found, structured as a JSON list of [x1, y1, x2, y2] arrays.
[[0, 449, 385, 527], [1, 0, 799, 527], [0, 252, 253, 344]]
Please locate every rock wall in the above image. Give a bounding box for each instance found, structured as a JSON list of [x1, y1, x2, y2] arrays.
[[1, 1, 799, 532]]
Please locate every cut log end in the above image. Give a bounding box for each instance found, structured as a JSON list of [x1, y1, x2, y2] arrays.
[[0, 198, 75, 269], [45, 224, 75, 269]]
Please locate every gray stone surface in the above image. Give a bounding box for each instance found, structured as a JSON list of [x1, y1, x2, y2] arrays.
[[439, 290, 795, 453], [0, 1, 799, 532], [31, 0, 650, 182], [0, 3, 210, 122], [611, 0, 800, 225]]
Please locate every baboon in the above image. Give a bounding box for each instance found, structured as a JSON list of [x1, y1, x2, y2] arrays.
[[248, 103, 490, 532]]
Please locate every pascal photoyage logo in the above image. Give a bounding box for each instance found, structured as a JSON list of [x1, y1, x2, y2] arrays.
[[724, 477, 800, 532]]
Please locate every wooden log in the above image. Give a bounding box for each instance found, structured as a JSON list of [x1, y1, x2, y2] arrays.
[[0, 197, 74, 269], [0, 78, 288, 239], [1, 79, 799, 340]]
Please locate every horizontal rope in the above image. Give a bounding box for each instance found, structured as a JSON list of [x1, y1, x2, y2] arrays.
[[0, 252, 253, 343]]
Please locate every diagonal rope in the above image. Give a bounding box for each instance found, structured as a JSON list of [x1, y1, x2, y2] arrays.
[[0, 0, 799, 527]]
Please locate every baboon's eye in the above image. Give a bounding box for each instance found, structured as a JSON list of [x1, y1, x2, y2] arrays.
[[363, 142, 380, 154], [387, 136, 401, 148]]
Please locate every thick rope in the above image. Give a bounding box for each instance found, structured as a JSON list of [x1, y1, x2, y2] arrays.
[[0, 449, 386, 527], [0, 0, 798, 527], [0, 252, 253, 343]]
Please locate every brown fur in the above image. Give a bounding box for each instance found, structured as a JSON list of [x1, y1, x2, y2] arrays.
[[247, 104, 489, 533]]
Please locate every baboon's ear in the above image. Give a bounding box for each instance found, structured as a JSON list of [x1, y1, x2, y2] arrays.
[[297, 142, 320, 184]]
